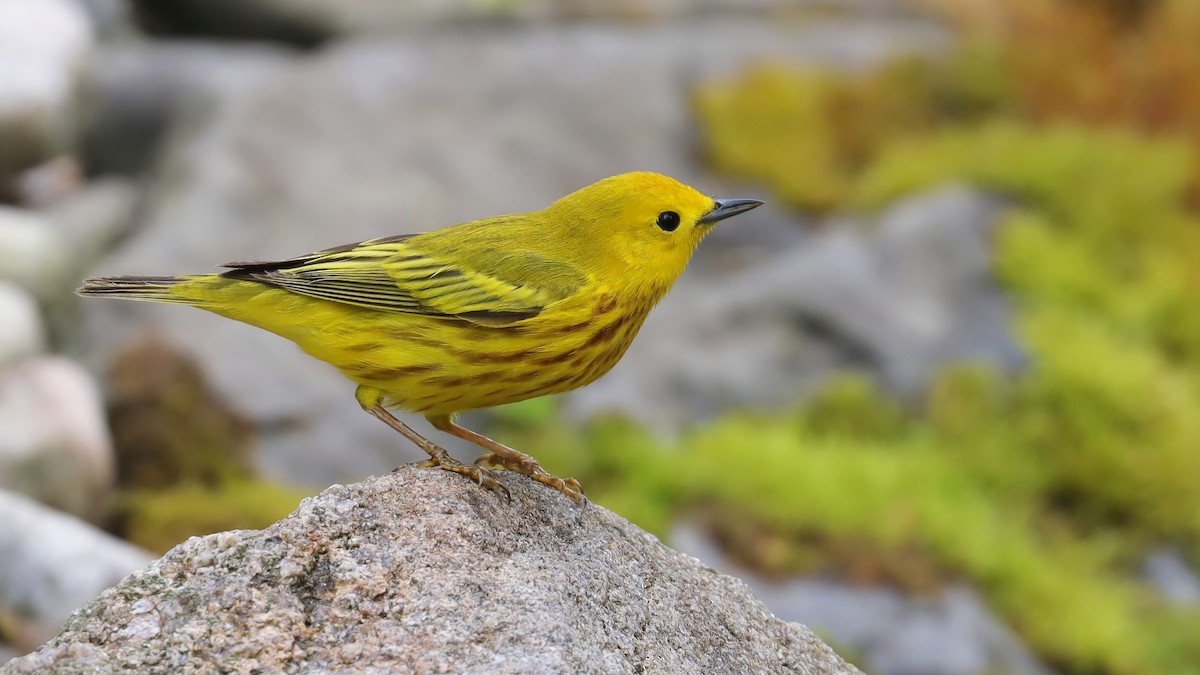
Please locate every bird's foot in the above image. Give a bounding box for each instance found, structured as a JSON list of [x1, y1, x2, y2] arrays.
[[476, 452, 585, 504], [415, 452, 510, 501]]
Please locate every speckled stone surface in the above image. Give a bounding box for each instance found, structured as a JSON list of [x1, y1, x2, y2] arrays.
[[4, 467, 861, 674]]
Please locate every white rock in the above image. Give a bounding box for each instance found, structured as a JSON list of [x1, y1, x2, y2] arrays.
[[68, 0, 134, 39], [0, 207, 69, 299], [0, 357, 115, 521], [9, 155, 84, 208], [0, 0, 93, 179], [0, 282, 44, 368], [0, 489, 151, 636], [41, 176, 138, 266]]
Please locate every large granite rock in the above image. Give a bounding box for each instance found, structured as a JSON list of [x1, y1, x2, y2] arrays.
[[3, 467, 861, 674], [78, 15, 947, 486]]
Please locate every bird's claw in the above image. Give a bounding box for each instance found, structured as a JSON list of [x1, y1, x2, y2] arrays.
[[417, 455, 511, 502], [541, 475, 586, 504], [476, 453, 585, 504]]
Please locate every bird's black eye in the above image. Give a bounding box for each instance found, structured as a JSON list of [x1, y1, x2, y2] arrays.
[[656, 211, 680, 232]]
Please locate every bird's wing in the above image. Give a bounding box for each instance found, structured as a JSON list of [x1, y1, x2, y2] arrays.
[[220, 233, 586, 326]]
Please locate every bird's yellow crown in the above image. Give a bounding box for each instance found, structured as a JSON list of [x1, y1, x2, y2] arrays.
[[539, 171, 723, 287]]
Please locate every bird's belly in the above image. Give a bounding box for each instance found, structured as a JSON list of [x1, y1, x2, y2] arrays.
[[323, 300, 650, 416]]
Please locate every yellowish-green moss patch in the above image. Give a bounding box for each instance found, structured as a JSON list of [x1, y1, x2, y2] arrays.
[[116, 480, 314, 554]]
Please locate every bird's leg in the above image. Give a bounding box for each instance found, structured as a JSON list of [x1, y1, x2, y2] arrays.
[[357, 388, 509, 499], [427, 414, 585, 503]]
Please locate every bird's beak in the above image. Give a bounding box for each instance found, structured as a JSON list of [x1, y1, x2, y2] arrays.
[[697, 198, 764, 226]]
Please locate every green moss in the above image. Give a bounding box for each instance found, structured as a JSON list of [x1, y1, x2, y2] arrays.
[[116, 480, 314, 554], [490, 397, 558, 426], [1017, 309, 1200, 535], [840, 123, 1200, 554], [100, 338, 318, 555], [799, 374, 906, 439], [107, 337, 255, 490], [693, 50, 1011, 213], [694, 66, 853, 212], [857, 124, 1200, 366]]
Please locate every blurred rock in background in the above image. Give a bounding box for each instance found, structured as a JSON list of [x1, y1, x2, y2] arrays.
[[0, 207, 70, 302], [72, 0, 136, 39], [126, 0, 831, 44], [0, 0, 92, 203], [0, 357, 114, 521], [0, 490, 151, 652], [80, 41, 296, 177], [0, 282, 43, 368], [37, 177, 139, 280], [1143, 548, 1200, 607]]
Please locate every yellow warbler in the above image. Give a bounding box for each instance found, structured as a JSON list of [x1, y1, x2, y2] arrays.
[[78, 172, 762, 502]]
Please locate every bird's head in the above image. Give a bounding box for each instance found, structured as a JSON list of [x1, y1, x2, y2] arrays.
[[544, 172, 762, 290]]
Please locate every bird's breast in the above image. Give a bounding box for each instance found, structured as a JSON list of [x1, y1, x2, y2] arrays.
[[336, 289, 657, 415], [517, 289, 655, 390]]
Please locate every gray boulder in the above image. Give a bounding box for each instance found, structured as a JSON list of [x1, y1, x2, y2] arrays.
[[0, 0, 93, 187], [0, 282, 44, 368], [81, 41, 296, 176], [125, 0, 823, 43], [567, 184, 1028, 429], [40, 177, 139, 271], [1142, 548, 1200, 606], [79, 15, 947, 486], [68, 0, 135, 40], [0, 357, 115, 520], [0, 207, 70, 301], [4, 467, 861, 674], [0, 490, 151, 645]]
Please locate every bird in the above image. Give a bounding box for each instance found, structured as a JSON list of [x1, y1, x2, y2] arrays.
[[78, 172, 763, 502]]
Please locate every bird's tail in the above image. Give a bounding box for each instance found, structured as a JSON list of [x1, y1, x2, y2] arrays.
[[76, 275, 197, 304]]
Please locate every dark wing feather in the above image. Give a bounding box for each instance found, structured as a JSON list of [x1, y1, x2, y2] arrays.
[[220, 234, 417, 272], [220, 233, 584, 326]]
